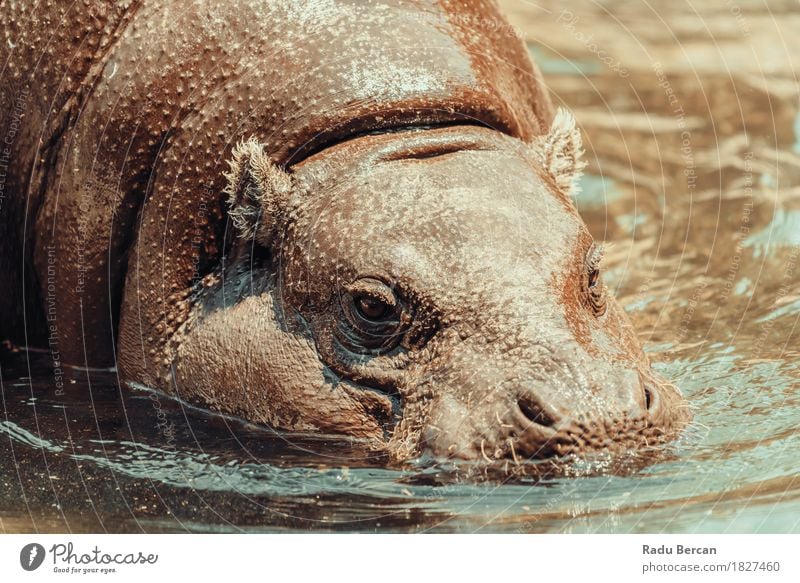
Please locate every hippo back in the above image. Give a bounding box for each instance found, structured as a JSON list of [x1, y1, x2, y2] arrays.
[[0, 2, 137, 345]]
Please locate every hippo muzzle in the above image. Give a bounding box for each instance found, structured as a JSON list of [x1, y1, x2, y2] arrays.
[[418, 333, 678, 462], [159, 114, 690, 471]]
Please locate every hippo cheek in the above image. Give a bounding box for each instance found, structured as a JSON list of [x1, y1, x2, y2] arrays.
[[170, 293, 395, 441], [422, 394, 484, 460]]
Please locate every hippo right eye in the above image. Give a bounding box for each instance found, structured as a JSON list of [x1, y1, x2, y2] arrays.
[[339, 278, 410, 352], [355, 296, 393, 322]]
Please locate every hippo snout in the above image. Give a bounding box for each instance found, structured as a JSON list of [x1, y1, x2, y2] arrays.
[[417, 341, 685, 465]]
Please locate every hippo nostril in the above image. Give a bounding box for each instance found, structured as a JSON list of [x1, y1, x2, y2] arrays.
[[517, 396, 556, 428], [644, 382, 664, 417]]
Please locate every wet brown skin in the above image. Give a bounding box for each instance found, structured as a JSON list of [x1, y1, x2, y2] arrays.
[[0, 0, 689, 471]]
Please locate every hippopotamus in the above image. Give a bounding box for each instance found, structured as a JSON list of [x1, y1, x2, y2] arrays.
[[0, 0, 689, 471]]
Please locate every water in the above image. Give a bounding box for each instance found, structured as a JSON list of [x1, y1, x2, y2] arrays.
[[2, 1, 799, 533]]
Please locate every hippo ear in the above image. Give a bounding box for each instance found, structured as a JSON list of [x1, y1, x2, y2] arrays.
[[532, 107, 588, 194], [224, 138, 294, 246]]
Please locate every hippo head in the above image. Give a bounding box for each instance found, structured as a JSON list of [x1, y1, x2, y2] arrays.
[[172, 110, 690, 472]]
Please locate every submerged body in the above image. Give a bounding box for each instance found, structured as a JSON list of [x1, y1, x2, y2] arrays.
[[0, 0, 688, 468]]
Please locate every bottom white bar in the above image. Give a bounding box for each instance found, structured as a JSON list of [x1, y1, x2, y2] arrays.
[[0, 534, 797, 582]]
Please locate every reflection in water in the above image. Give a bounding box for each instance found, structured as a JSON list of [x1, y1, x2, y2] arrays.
[[2, 1, 799, 532]]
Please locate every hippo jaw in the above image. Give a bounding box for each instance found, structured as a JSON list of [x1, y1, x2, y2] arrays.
[[165, 112, 690, 472]]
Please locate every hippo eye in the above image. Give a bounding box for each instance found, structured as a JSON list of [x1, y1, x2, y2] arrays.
[[588, 267, 600, 289], [585, 244, 607, 317], [355, 295, 393, 322], [339, 278, 409, 352]]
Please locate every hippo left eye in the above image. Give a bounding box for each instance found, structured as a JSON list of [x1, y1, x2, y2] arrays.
[[585, 244, 607, 317], [588, 267, 600, 289]]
